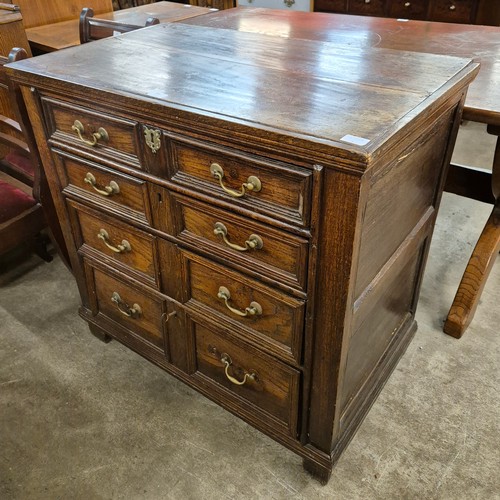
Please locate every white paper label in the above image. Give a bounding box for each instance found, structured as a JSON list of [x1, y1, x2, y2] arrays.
[[340, 134, 370, 146]]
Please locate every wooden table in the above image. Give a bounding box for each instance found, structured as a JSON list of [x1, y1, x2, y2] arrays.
[[26, 1, 216, 53], [183, 8, 500, 337]]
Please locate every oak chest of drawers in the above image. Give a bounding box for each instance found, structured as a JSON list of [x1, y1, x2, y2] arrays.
[[8, 23, 478, 482]]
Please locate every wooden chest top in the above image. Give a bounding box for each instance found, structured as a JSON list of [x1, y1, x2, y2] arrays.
[[8, 23, 477, 165]]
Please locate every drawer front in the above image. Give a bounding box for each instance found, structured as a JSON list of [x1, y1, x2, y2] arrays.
[[167, 135, 312, 227], [184, 253, 305, 363], [69, 201, 158, 287], [314, 0, 347, 12], [389, 0, 429, 18], [348, 0, 386, 16], [91, 266, 166, 350], [56, 153, 150, 224], [173, 194, 308, 291], [193, 322, 300, 435], [237, 0, 311, 11], [430, 0, 476, 23], [42, 96, 142, 167]]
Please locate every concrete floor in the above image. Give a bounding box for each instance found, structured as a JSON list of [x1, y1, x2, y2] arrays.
[[0, 124, 498, 499]]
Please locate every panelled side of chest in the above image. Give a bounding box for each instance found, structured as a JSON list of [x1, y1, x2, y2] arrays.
[[339, 96, 464, 429], [304, 91, 467, 481]]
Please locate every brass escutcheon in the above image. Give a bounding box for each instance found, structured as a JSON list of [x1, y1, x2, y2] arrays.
[[144, 126, 161, 153]]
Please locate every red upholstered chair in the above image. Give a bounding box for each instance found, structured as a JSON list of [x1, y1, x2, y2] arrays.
[[0, 47, 52, 262], [79, 7, 159, 44]]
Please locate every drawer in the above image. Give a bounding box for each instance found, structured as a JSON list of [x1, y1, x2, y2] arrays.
[[348, 0, 386, 16], [68, 200, 159, 288], [55, 152, 151, 225], [429, 0, 476, 23], [237, 0, 311, 11], [90, 265, 166, 350], [314, 0, 347, 11], [183, 252, 305, 364], [389, 0, 429, 18], [170, 194, 308, 292], [167, 134, 312, 228], [192, 322, 300, 436], [41, 96, 142, 167]]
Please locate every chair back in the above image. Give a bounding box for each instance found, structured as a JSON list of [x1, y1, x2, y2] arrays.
[[0, 48, 31, 183], [14, 0, 113, 29], [79, 7, 159, 44], [0, 47, 52, 262]]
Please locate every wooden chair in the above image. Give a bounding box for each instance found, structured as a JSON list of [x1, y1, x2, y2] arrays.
[[79, 7, 159, 44], [14, 0, 113, 29], [0, 48, 51, 262]]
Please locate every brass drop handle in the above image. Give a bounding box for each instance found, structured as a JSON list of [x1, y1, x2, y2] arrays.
[[72, 119, 109, 146], [217, 286, 262, 317], [111, 292, 142, 318], [210, 163, 261, 198], [84, 172, 120, 197], [97, 229, 131, 254], [220, 353, 256, 386], [449, 3, 456, 10], [213, 222, 263, 252]]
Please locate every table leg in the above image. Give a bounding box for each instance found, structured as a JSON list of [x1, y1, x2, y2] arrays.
[[444, 129, 500, 338]]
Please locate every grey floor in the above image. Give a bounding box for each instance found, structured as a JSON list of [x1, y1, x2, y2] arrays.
[[0, 123, 498, 499]]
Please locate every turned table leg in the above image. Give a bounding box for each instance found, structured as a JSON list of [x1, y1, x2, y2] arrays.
[[444, 128, 500, 338]]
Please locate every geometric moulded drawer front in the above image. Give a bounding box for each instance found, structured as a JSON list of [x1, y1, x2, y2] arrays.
[[192, 320, 300, 437], [90, 265, 166, 352], [183, 251, 305, 365], [68, 200, 159, 289], [166, 133, 313, 227], [172, 193, 309, 292], [41, 95, 142, 168], [55, 153, 151, 225]]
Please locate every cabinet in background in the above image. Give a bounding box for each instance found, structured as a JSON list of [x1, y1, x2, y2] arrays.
[[314, 0, 500, 25], [237, 0, 311, 11]]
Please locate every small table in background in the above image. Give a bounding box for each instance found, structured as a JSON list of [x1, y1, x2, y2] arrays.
[[25, 1, 216, 53]]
